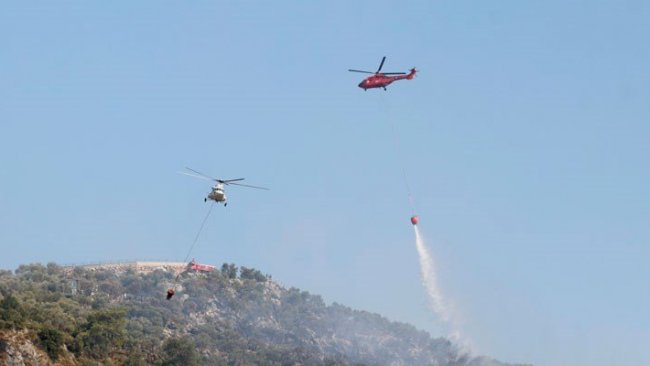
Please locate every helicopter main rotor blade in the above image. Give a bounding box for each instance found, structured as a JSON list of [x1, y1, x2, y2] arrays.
[[228, 182, 269, 190], [185, 167, 217, 181], [221, 178, 245, 183], [348, 69, 374, 74], [381, 72, 407, 75], [376, 56, 386, 73], [179, 171, 215, 182]]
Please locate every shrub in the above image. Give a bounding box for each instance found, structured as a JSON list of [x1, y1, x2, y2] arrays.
[[38, 328, 63, 361]]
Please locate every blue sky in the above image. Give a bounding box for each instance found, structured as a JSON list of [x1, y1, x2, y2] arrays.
[[1, 1, 649, 365]]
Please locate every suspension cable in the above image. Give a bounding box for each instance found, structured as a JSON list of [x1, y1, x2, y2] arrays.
[[380, 93, 416, 215], [172, 202, 215, 289]]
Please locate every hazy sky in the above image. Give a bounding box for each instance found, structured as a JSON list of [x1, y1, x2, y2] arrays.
[[2, 2, 649, 365]]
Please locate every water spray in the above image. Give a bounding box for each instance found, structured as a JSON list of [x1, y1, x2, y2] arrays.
[[413, 225, 469, 351], [378, 94, 467, 346], [413, 225, 449, 322]]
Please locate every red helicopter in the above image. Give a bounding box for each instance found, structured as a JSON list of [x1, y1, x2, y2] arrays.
[[349, 56, 416, 91]]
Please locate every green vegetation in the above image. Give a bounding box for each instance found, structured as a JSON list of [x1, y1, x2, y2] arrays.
[[159, 337, 200, 366], [0, 263, 349, 365], [0, 262, 495, 366], [37, 327, 63, 361]]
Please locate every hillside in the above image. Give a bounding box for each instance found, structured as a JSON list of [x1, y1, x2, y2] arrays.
[[0, 262, 529, 366]]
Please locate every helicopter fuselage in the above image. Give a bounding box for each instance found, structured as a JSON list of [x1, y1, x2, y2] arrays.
[[358, 69, 417, 90], [206, 184, 227, 204]]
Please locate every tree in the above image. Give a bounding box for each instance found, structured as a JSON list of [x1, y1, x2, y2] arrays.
[[46, 262, 61, 276], [239, 266, 267, 282], [76, 307, 127, 359], [160, 337, 200, 366], [220, 263, 238, 279], [38, 328, 63, 361], [124, 351, 147, 366], [0, 293, 25, 329]]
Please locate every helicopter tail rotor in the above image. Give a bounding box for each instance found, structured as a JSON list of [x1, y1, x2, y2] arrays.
[[407, 68, 417, 79]]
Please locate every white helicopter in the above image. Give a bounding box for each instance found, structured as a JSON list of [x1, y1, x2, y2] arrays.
[[181, 167, 268, 206]]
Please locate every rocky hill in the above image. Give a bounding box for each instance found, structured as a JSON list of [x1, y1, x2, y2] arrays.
[[0, 262, 529, 366]]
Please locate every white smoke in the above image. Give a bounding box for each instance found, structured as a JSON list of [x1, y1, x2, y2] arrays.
[[413, 225, 469, 350]]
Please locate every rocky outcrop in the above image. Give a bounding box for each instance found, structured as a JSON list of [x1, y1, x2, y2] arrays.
[[0, 331, 77, 366], [0, 331, 51, 366]]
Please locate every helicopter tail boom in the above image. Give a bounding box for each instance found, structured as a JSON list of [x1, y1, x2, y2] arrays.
[[406, 68, 417, 80]]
